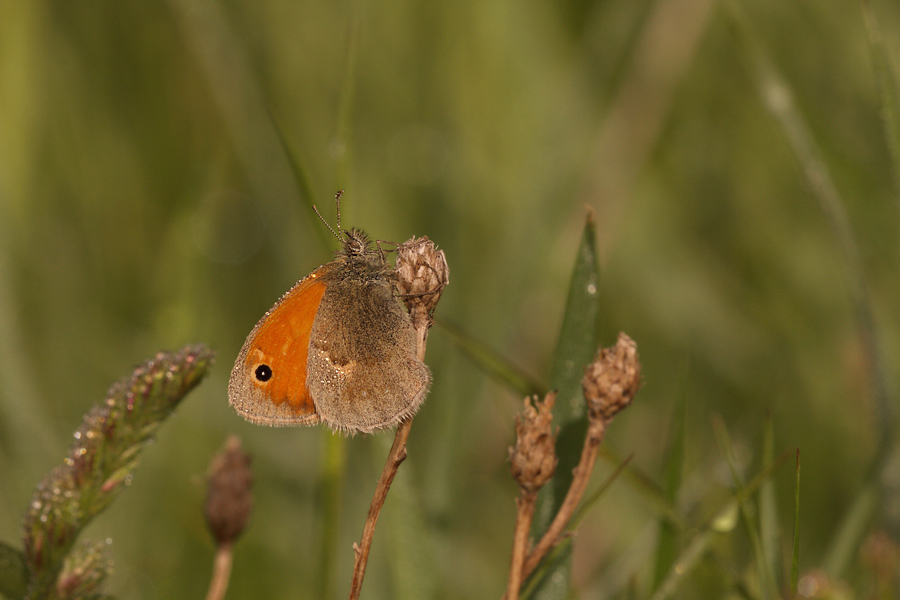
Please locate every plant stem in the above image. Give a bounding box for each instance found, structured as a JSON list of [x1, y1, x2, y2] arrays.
[[521, 419, 606, 580], [205, 543, 234, 600], [506, 492, 538, 600], [347, 419, 412, 600], [347, 236, 443, 599]]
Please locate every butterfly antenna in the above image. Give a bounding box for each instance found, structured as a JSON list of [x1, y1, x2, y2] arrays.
[[334, 190, 343, 233], [313, 190, 344, 242]]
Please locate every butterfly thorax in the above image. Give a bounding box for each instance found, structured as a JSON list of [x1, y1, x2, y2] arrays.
[[330, 228, 392, 283]]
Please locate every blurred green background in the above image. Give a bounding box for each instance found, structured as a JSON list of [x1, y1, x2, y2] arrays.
[[2, 0, 900, 598]]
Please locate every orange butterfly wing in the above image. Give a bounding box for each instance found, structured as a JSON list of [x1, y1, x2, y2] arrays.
[[228, 269, 328, 426]]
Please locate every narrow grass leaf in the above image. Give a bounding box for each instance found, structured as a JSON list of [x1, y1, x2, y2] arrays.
[[652, 373, 687, 592], [268, 118, 337, 251], [726, 0, 896, 460], [526, 213, 601, 600], [790, 449, 800, 599], [728, 2, 897, 578], [759, 415, 780, 594], [600, 447, 686, 531], [652, 448, 792, 600], [0, 540, 26, 600], [437, 319, 545, 398], [377, 434, 437, 600], [571, 454, 634, 529], [823, 481, 878, 577], [859, 0, 900, 203], [316, 431, 346, 600], [712, 416, 775, 600]]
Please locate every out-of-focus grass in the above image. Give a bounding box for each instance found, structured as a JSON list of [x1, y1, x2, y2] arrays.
[[1, 0, 899, 598]]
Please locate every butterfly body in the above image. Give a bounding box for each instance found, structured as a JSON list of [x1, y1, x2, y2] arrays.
[[228, 228, 431, 434]]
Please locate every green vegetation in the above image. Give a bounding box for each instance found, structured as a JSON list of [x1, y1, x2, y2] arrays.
[[1, 0, 899, 598]]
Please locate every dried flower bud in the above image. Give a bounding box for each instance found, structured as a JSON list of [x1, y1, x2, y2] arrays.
[[205, 436, 253, 547], [509, 393, 558, 494], [395, 236, 448, 325], [582, 333, 641, 422]]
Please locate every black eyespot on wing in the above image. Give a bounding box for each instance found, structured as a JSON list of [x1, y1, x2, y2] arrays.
[[254, 364, 273, 382]]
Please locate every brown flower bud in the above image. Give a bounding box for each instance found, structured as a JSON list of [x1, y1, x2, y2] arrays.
[[582, 333, 641, 422], [205, 436, 253, 547], [395, 236, 449, 324], [509, 393, 558, 494]]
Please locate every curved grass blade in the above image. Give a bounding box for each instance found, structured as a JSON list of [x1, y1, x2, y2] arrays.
[[267, 117, 338, 252], [651, 448, 792, 600], [712, 416, 777, 600], [727, 0, 897, 577], [525, 212, 600, 599], [316, 431, 346, 600], [571, 454, 634, 529], [760, 415, 780, 594], [860, 0, 900, 205], [652, 397, 686, 591], [599, 447, 686, 531], [437, 319, 545, 398], [0, 540, 27, 599], [790, 449, 800, 599], [823, 481, 878, 577]]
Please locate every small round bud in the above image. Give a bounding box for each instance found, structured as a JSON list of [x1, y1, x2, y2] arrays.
[[205, 436, 253, 547], [582, 333, 641, 422], [509, 393, 558, 494], [395, 236, 448, 325]]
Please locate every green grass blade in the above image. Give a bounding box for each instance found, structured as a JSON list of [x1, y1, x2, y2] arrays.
[[599, 447, 687, 532], [546, 212, 601, 425], [0, 540, 27, 600], [652, 386, 687, 592], [436, 319, 545, 398], [712, 416, 773, 600], [823, 481, 878, 576], [652, 448, 792, 600], [859, 0, 900, 205], [759, 415, 780, 595], [726, 0, 896, 460], [377, 434, 437, 600], [571, 454, 634, 529], [525, 212, 601, 599], [537, 211, 601, 525], [267, 117, 337, 251], [790, 449, 801, 599], [316, 431, 346, 600], [728, 2, 897, 579]]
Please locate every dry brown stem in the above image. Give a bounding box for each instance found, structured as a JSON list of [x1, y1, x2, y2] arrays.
[[205, 543, 234, 600], [506, 491, 538, 600], [520, 418, 606, 580], [347, 236, 445, 600], [347, 419, 413, 600], [504, 333, 640, 598], [505, 393, 558, 600]]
